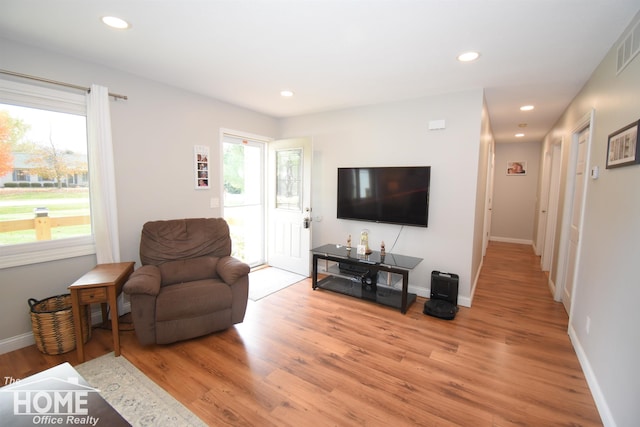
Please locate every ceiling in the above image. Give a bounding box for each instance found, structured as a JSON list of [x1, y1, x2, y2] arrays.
[[1, 1, 638, 144]]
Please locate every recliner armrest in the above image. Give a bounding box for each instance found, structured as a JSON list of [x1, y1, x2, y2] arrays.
[[123, 265, 162, 296], [217, 256, 250, 285]]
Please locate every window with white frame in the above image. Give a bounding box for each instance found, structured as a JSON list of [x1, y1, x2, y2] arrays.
[[0, 79, 95, 268]]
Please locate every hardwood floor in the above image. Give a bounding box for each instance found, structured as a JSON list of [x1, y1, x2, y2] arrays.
[[0, 242, 602, 426]]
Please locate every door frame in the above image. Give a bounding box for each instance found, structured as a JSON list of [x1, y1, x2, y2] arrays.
[[555, 110, 594, 315]]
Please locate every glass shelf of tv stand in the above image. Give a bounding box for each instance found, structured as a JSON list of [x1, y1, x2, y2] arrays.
[[311, 244, 423, 314]]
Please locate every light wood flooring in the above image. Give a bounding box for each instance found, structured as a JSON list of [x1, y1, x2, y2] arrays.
[[0, 242, 602, 426]]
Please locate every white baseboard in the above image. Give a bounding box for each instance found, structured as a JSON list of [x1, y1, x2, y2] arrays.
[[568, 324, 615, 427], [468, 257, 483, 306], [0, 300, 131, 355], [547, 276, 559, 301], [533, 243, 541, 256], [457, 295, 471, 308], [489, 236, 533, 245], [0, 332, 36, 355]]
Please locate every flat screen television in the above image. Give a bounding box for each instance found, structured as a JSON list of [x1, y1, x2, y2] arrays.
[[337, 166, 430, 227]]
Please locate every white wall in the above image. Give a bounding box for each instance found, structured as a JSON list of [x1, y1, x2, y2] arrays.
[[0, 38, 278, 347], [279, 90, 486, 306], [491, 141, 541, 243], [1, 38, 490, 349], [471, 98, 495, 294], [541, 13, 640, 426]]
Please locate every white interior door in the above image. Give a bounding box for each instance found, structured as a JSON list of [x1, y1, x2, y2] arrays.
[[267, 137, 312, 276], [483, 144, 495, 256], [563, 128, 589, 313], [543, 143, 562, 274], [536, 150, 552, 256]]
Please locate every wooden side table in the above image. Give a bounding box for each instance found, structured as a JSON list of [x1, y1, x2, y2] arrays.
[[69, 262, 135, 362]]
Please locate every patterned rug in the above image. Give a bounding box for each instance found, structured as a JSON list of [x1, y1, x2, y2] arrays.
[[76, 352, 205, 427], [248, 267, 306, 301]]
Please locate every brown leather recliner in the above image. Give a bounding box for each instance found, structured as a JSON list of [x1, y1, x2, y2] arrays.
[[123, 218, 249, 345]]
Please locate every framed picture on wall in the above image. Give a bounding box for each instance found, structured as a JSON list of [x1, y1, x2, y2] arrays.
[[506, 161, 527, 175], [194, 145, 210, 189], [606, 119, 639, 169]]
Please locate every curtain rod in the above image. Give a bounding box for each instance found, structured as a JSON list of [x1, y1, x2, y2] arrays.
[[0, 69, 128, 100]]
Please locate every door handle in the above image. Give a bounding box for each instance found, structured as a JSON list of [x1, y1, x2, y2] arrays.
[[303, 207, 311, 229]]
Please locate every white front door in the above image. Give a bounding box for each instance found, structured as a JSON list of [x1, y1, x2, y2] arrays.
[[563, 128, 589, 313], [267, 137, 312, 276]]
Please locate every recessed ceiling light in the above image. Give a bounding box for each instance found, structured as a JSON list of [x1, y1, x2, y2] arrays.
[[518, 123, 528, 128], [520, 105, 535, 111], [457, 51, 480, 62], [102, 16, 130, 30], [280, 90, 294, 97], [515, 133, 525, 138]]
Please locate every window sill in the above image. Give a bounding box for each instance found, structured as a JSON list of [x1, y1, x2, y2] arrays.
[[0, 237, 96, 269]]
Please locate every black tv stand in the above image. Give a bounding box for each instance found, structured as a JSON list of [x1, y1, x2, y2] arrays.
[[311, 244, 423, 314]]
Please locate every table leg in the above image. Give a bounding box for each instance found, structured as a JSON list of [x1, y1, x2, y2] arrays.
[[312, 254, 319, 289], [70, 290, 85, 363], [101, 303, 108, 325], [108, 287, 120, 357], [401, 271, 409, 314]]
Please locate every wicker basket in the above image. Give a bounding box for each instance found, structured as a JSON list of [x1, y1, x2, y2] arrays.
[[28, 294, 91, 355]]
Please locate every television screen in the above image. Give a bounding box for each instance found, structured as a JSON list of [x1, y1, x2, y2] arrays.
[[337, 166, 430, 227]]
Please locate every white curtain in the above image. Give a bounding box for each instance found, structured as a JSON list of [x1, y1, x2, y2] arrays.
[[87, 84, 121, 263]]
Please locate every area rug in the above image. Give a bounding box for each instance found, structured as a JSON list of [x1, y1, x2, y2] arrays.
[[248, 267, 306, 301], [76, 353, 206, 427]]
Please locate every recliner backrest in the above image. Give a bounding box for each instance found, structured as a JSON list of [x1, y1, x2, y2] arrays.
[[139, 218, 232, 266]]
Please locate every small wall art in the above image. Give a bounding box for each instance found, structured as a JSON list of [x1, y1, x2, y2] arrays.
[[194, 145, 210, 189], [506, 161, 527, 175], [606, 119, 639, 169]]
